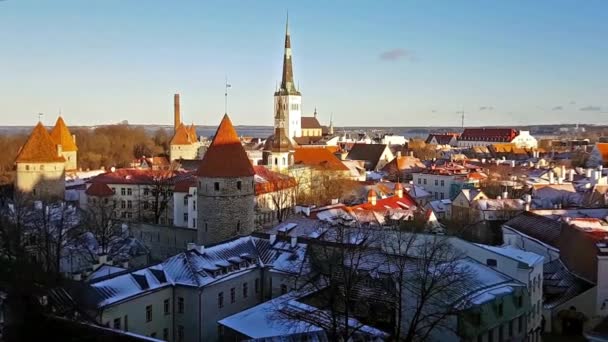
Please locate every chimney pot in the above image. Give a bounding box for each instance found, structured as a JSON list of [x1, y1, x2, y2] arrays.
[[187, 242, 196, 251], [290, 236, 297, 248]]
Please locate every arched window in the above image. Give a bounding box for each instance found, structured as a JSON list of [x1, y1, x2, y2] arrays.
[[274, 157, 278, 165]]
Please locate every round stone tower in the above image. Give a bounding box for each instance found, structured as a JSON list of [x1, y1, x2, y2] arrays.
[[196, 114, 255, 245]]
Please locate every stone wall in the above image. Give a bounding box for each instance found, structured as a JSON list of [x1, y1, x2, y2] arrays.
[[197, 176, 255, 245], [15, 162, 65, 200], [130, 222, 196, 261]]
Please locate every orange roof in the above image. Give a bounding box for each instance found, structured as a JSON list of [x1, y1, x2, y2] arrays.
[[197, 114, 255, 178], [350, 193, 417, 211], [170, 123, 196, 145], [189, 124, 197, 139], [294, 147, 348, 171], [15, 122, 65, 163], [596, 143, 608, 161], [49, 116, 78, 152], [253, 166, 297, 194]]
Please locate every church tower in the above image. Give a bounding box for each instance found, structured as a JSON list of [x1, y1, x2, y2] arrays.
[[197, 114, 255, 245], [50, 116, 78, 171], [274, 15, 302, 138]]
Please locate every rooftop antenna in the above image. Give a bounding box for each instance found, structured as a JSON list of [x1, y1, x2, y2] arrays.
[[38, 112, 43, 123], [457, 109, 465, 129], [224, 76, 231, 114]]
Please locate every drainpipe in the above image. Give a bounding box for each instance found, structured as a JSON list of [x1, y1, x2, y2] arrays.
[[198, 288, 203, 341]]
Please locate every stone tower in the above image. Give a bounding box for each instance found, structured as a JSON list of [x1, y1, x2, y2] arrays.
[[274, 15, 302, 138], [15, 121, 66, 200], [173, 93, 181, 133], [197, 114, 255, 245], [49, 116, 78, 171]]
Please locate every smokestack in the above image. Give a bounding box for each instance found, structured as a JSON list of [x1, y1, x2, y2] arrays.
[[174, 93, 181, 132]]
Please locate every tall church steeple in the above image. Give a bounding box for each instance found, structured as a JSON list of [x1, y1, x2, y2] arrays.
[[274, 13, 302, 138], [277, 13, 300, 96]]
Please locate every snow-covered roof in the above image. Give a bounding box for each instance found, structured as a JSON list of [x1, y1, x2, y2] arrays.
[[83, 236, 307, 308], [88, 264, 127, 281], [474, 244, 544, 267], [218, 293, 388, 339]]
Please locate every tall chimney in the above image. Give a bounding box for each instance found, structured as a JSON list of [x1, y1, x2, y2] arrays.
[[174, 93, 181, 132]]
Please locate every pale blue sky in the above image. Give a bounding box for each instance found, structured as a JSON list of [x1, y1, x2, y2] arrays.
[[0, 0, 606, 127]]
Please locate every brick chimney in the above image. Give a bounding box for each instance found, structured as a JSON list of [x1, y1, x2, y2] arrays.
[[174, 93, 181, 132], [394, 182, 403, 198]]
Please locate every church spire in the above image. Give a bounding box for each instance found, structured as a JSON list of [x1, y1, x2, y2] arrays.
[[277, 13, 300, 96]]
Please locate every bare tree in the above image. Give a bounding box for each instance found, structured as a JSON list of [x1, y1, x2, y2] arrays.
[[263, 173, 296, 223], [275, 223, 388, 340], [139, 169, 177, 224], [382, 225, 474, 342], [82, 196, 121, 254]]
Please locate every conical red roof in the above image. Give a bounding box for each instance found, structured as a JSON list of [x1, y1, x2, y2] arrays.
[[50, 116, 78, 152], [197, 114, 254, 178], [15, 122, 65, 163]]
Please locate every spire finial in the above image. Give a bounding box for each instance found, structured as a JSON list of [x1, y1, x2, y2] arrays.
[[286, 10, 289, 36]]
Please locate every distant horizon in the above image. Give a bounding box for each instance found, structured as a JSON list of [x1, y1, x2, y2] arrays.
[[1, 1, 607, 126]]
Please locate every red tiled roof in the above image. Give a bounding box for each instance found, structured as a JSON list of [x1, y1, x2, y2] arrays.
[[85, 182, 114, 197], [294, 147, 349, 171], [350, 193, 417, 211], [15, 122, 66, 163], [459, 128, 518, 142], [253, 166, 297, 194], [89, 168, 186, 185], [173, 175, 197, 193], [197, 114, 255, 178], [50, 116, 78, 152]]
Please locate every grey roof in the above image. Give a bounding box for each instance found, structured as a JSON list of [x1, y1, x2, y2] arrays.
[[78, 236, 307, 308], [503, 211, 562, 248], [346, 144, 389, 170], [543, 259, 594, 309]]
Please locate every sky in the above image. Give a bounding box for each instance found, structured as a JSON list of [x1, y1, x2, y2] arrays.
[[0, 0, 607, 127]]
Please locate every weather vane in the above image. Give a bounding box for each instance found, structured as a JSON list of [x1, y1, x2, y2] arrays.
[[225, 76, 232, 114]]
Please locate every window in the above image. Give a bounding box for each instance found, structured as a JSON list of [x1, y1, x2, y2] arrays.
[[499, 325, 504, 342], [509, 320, 513, 337], [214, 182, 220, 191], [440, 192, 444, 199], [255, 278, 260, 293], [40, 164, 44, 171], [440, 180, 445, 187], [192, 200, 196, 210], [192, 218, 196, 227], [178, 325, 184, 342], [113, 318, 121, 330], [121, 188, 126, 196], [237, 221, 240, 232], [230, 288, 236, 303], [124, 315, 128, 331], [516, 296, 523, 308], [486, 259, 497, 267], [163, 328, 169, 341], [183, 213, 188, 223], [498, 303, 503, 316], [143, 201, 149, 209], [178, 297, 184, 313], [237, 181, 242, 190], [126, 212, 132, 219], [281, 284, 288, 294], [127, 188, 132, 196], [518, 316, 523, 333], [164, 299, 170, 315], [205, 223, 208, 232], [218, 292, 224, 308], [435, 180, 438, 186], [121, 200, 126, 209], [146, 305, 152, 322], [143, 188, 149, 196], [183, 197, 188, 206], [243, 282, 248, 298], [127, 200, 132, 209], [121, 212, 127, 218], [25, 165, 30, 171], [111, 187, 116, 194], [417, 178, 421, 184], [423, 179, 427, 185]]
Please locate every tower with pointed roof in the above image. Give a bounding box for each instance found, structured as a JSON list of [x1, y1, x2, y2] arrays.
[[169, 94, 203, 161], [50, 116, 78, 170], [274, 15, 302, 139], [15, 121, 66, 199], [197, 114, 255, 245]]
